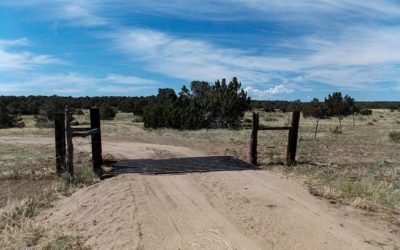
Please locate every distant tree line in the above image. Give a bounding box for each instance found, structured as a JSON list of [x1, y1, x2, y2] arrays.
[[0, 95, 151, 117], [1, 85, 397, 130]]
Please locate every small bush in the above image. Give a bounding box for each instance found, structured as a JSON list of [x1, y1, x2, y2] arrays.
[[243, 118, 252, 123], [389, 131, 400, 142], [34, 111, 53, 128], [100, 105, 117, 120], [0, 105, 25, 129], [330, 126, 342, 134], [267, 150, 280, 160], [360, 109, 373, 115]]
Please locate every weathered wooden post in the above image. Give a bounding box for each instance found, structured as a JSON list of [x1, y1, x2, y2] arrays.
[[90, 107, 102, 175], [287, 111, 300, 165], [65, 107, 74, 179], [249, 112, 259, 165], [54, 112, 66, 176]]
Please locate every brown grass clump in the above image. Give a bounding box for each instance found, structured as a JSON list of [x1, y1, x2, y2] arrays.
[[0, 188, 90, 249], [0, 139, 98, 249]]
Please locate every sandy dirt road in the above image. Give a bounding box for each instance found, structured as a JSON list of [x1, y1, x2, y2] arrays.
[[1, 136, 399, 249]]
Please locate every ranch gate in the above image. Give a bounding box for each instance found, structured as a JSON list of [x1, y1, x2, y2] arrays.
[[54, 107, 103, 179], [249, 111, 300, 166]]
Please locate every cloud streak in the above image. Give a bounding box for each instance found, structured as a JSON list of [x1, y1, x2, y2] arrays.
[[245, 85, 294, 99], [0, 73, 157, 95], [0, 38, 63, 72]]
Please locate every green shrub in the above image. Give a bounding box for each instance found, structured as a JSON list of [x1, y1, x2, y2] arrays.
[[243, 118, 252, 123], [360, 109, 373, 115], [143, 77, 250, 129], [100, 105, 117, 120], [0, 104, 25, 129], [389, 131, 400, 142], [34, 110, 53, 128]]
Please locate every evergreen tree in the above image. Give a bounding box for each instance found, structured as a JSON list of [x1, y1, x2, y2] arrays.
[[303, 98, 326, 139], [0, 101, 24, 128]]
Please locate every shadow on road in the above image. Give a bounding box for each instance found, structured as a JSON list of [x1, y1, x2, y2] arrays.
[[108, 156, 259, 175]]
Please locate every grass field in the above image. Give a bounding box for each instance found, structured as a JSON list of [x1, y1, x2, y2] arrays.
[[1, 109, 399, 248]]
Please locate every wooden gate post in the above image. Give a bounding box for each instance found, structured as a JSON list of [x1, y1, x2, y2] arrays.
[[287, 111, 300, 165], [54, 112, 66, 176], [65, 107, 74, 179], [249, 112, 259, 165], [90, 107, 102, 175]]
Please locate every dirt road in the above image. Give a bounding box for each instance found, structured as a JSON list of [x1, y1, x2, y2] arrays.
[[1, 136, 398, 249]]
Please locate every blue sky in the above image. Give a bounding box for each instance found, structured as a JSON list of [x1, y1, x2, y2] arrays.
[[1, 1, 400, 101]]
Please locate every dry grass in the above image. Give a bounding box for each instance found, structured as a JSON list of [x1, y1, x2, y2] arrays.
[[0, 187, 89, 249], [0, 139, 97, 248]]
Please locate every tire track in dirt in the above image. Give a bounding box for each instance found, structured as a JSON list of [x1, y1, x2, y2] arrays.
[[189, 170, 398, 249]]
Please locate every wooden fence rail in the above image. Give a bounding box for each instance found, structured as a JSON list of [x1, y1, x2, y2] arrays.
[[249, 111, 300, 166]]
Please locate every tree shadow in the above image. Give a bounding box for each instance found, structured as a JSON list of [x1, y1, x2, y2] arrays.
[[108, 156, 259, 175]]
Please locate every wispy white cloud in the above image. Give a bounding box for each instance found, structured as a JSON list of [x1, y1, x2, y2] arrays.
[[0, 38, 63, 72], [62, 2, 108, 27], [0, 73, 157, 95], [96, 86, 152, 94], [4, 0, 399, 25], [0, 0, 109, 27], [105, 74, 156, 85], [245, 85, 294, 99], [226, 0, 400, 21], [0, 38, 29, 47]]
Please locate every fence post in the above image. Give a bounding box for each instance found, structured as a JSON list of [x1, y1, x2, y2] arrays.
[[90, 107, 102, 175], [287, 111, 300, 165], [54, 112, 66, 176], [249, 112, 259, 165], [65, 107, 74, 179]]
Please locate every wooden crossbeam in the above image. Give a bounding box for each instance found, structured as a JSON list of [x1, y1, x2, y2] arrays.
[[259, 126, 292, 131], [71, 127, 92, 131], [72, 128, 99, 137]]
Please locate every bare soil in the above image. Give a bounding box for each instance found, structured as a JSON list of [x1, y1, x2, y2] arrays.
[[1, 136, 399, 249]]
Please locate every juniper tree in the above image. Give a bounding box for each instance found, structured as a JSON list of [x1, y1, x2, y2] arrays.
[[303, 98, 326, 139], [324, 92, 357, 132], [0, 102, 24, 128]]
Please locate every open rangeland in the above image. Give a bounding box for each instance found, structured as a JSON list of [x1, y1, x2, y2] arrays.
[[1, 110, 399, 249]]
